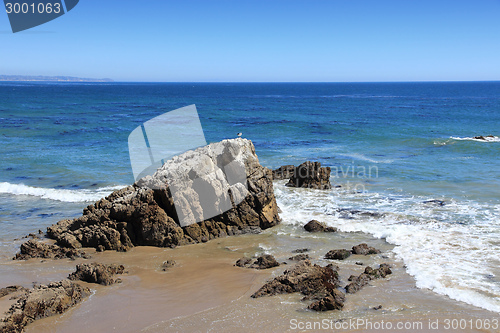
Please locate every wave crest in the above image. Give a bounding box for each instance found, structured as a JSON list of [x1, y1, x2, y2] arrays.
[[0, 182, 125, 202]]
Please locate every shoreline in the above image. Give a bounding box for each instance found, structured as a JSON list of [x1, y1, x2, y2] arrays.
[[1, 226, 497, 332]]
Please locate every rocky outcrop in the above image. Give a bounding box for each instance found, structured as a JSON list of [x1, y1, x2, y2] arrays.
[[14, 240, 88, 260], [346, 264, 392, 294], [251, 260, 343, 310], [288, 254, 309, 261], [272, 165, 296, 180], [307, 289, 345, 311], [473, 135, 495, 141], [324, 249, 351, 260], [68, 263, 125, 286], [351, 243, 381, 255], [285, 161, 331, 190], [16, 139, 281, 259], [235, 255, 280, 269], [304, 220, 337, 233], [0, 280, 90, 333]]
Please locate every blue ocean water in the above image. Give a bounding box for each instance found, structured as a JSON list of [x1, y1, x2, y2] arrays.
[[0, 82, 499, 311]]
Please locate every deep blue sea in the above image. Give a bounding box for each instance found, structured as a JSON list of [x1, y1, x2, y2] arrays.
[[0, 82, 499, 312]]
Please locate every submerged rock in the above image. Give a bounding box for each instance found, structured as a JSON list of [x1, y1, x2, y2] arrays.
[[0, 280, 90, 333], [324, 249, 351, 260], [16, 139, 280, 259], [285, 161, 331, 190], [351, 243, 381, 255], [161, 260, 176, 271], [423, 199, 446, 206], [68, 263, 125, 286], [307, 289, 345, 311], [304, 220, 337, 233], [292, 248, 310, 253], [345, 264, 392, 294], [235, 255, 280, 269], [288, 254, 310, 261]]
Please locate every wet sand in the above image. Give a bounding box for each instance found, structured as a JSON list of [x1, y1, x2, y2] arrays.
[[0, 224, 497, 333]]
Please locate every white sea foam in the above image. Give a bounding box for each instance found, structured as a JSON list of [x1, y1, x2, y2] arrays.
[[451, 136, 500, 142], [0, 182, 125, 203], [274, 183, 500, 313]]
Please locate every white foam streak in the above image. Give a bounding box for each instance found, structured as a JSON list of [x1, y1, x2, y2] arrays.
[[0, 182, 125, 202]]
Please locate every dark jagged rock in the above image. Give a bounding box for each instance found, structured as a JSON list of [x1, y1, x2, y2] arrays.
[[285, 161, 331, 190], [289, 254, 310, 261], [0, 286, 27, 299], [251, 260, 340, 299], [16, 139, 281, 259], [235, 257, 253, 267], [252, 255, 280, 269], [272, 165, 296, 180], [292, 248, 310, 253], [68, 263, 125, 286], [0, 280, 90, 333], [423, 199, 446, 206], [351, 243, 381, 255], [345, 264, 392, 294], [307, 289, 345, 311], [235, 255, 280, 269], [336, 208, 384, 219], [304, 220, 337, 233], [324, 249, 351, 260], [14, 239, 87, 260]]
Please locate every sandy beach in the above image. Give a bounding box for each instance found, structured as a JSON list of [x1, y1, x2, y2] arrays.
[[0, 223, 495, 333]]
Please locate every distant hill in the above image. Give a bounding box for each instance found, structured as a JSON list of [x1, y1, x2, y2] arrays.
[[0, 75, 113, 82]]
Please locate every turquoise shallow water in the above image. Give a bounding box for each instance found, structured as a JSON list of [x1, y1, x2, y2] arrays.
[[0, 81, 499, 311]]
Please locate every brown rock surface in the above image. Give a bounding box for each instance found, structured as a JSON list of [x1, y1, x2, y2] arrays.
[[285, 161, 331, 189], [251, 260, 340, 300], [68, 263, 125, 286], [304, 220, 337, 233], [345, 264, 392, 294], [0, 280, 90, 333], [15, 139, 281, 259]]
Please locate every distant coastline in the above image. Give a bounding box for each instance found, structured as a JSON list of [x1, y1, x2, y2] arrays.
[[0, 75, 113, 82]]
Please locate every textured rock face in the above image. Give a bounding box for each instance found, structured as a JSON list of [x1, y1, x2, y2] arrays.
[[324, 249, 351, 260], [304, 220, 337, 233], [272, 165, 296, 180], [351, 243, 381, 255], [0, 281, 90, 333], [285, 162, 331, 189], [16, 139, 280, 259], [251, 260, 341, 301], [14, 239, 87, 260], [68, 263, 125, 286], [346, 264, 392, 294], [235, 255, 280, 269]]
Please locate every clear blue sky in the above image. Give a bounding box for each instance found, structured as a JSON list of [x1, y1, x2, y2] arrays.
[[1, 0, 499, 82]]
